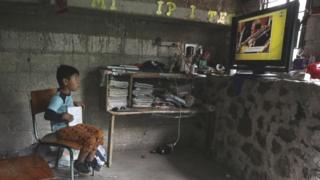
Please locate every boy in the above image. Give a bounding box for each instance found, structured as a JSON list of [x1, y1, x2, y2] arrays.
[[44, 65, 104, 174]]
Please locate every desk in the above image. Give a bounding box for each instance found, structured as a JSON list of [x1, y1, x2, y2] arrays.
[[106, 107, 198, 167]]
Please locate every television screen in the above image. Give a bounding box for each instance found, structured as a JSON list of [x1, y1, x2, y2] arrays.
[[229, 1, 299, 74]]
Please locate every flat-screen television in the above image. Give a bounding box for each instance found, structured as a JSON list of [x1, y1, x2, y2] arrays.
[[229, 1, 299, 74]]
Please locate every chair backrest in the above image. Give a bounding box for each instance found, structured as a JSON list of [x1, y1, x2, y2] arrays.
[[30, 88, 57, 116]]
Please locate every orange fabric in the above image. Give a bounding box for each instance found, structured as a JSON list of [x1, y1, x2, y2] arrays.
[[57, 124, 104, 153]]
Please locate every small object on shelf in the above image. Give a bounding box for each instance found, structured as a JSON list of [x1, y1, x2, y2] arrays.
[[307, 62, 320, 79]]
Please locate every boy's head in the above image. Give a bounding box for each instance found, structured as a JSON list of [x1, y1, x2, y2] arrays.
[[56, 65, 80, 91]]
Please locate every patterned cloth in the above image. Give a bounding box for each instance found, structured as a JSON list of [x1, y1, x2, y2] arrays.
[[57, 124, 104, 153]]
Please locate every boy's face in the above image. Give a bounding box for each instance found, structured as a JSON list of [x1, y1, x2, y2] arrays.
[[63, 74, 80, 91]]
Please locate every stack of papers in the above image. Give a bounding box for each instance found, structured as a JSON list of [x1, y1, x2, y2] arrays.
[[108, 80, 128, 109], [67, 106, 83, 126], [132, 82, 154, 108], [106, 65, 139, 74]]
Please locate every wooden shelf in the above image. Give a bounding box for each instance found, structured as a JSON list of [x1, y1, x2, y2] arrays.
[[100, 70, 202, 79], [131, 72, 192, 79], [107, 107, 199, 116]]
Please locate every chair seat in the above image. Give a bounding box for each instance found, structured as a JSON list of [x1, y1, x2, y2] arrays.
[[40, 133, 82, 150]]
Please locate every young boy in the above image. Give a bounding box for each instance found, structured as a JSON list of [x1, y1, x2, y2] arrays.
[[44, 65, 104, 174]]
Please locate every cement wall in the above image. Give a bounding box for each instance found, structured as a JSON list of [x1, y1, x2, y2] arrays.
[[0, 2, 229, 156], [197, 76, 320, 180]]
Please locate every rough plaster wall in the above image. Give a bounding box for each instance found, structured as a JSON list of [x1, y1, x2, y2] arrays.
[[238, 0, 260, 14], [196, 77, 320, 180], [0, 2, 228, 155], [0, 0, 239, 13]]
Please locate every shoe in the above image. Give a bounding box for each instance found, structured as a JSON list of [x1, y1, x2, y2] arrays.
[[74, 160, 90, 174], [86, 159, 101, 172]]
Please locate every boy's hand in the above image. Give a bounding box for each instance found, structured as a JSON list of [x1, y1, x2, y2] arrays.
[[74, 101, 85, 110], [62, 113, 73, 122]]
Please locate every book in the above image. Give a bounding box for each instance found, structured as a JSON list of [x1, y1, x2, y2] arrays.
[[67, 106, 83, 126]]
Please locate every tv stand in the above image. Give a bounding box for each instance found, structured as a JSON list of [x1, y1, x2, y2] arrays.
[[251, 66, 279, 77], [234, 69, 279, 77]]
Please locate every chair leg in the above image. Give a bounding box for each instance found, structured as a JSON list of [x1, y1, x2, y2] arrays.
[[66, 147, 74, 180], [55, 147, 63, 168], [34, 143, 40, 154]]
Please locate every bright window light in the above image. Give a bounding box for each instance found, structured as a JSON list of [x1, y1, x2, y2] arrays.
[[265, 0, 307, 60], [267, 0, 287, 8]]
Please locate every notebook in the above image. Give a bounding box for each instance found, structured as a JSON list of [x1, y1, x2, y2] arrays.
[[67, 106, 83, 126]]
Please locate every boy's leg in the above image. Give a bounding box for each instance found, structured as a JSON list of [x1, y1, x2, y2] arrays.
[[79, 124, 104, 145], [76, 124, 104, 162], [87, 150, 96, 162], [57, 126, 97, 162]]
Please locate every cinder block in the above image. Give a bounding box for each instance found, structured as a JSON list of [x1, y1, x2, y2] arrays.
[[87, 35, 121, 54], [158, 45, 176, 57], [30, 54, 60, 73], [46, 33, 74, 52], [0, 52, 17, 72], [59, 54, 74, 66], [107, 37, 122, 54], [0, 91, 30, 113], [141, 39, 157, 56], [71, 54, 89, 71], [125, 38, 140, 55], [0, 72, 29, 88], [71, 34, 87, 53], [88, 35, 107, 53], [7, 112, 33, 132], [0, 113, 10, 130], [0, 131, 34, 150], [28, 73, 52, 90], [125, 38, 157, 56], [0, 30, 19, 50], [18, 31, 44, 51]]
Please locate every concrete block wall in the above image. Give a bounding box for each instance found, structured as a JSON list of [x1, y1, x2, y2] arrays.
[[0, 2, 229, 155]]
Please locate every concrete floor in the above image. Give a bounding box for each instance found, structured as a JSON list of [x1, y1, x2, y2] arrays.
[[53, 149, 234, 180]]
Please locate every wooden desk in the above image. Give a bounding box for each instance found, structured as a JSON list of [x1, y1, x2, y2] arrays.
[[0, 155, 54, 180], [106, 107, 198, 167]]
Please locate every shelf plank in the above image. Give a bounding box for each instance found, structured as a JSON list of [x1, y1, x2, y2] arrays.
[[131, 72, 192, 79], [108, 107, 198, 115]]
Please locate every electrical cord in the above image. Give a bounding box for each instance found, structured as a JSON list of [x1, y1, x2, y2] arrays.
[[172, 78, 182, 147]]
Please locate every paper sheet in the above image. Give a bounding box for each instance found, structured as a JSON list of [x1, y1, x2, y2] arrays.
[[67, 106, 83, 126]]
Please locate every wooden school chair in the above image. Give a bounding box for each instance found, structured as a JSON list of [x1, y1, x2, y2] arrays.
[[30, 88, 81, 180]]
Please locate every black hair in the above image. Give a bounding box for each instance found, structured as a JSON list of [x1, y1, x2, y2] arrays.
[[56, 65, 79, 87]]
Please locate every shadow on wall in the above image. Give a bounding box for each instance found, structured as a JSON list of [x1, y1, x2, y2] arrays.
[[81, 69, 108, 128]]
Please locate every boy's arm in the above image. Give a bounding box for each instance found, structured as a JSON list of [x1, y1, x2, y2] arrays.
[[44, 96, 70, 123], [44, 109, 64, 122]]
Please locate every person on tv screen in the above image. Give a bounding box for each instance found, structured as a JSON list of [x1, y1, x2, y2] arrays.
[[237, 17, 272, 53]]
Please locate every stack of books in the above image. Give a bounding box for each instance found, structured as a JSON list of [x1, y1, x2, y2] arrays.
[[107, 80, 129, 110], [132, 82, 154, 108]]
